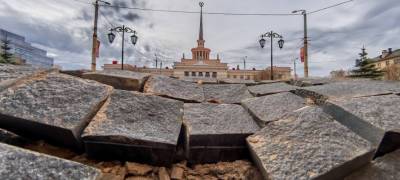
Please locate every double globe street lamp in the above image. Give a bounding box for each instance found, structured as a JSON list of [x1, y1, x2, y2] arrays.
[[259, 31, 284, 80], [108, 25, 138, 70]]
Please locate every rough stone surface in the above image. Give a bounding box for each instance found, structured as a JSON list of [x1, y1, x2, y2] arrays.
[[203, 84, 253, 104], [180, 77, 218, 84], [217, 78, 258, 85], [290, 78, 335, 87], [247, 107, 374, 180], [296, 79, 400, 103], [324, 94, 400, 157], [0, 64, 47, 91], [125, 162, 153, 176], [82, 70, 151, 91], [82, 90, 183, 165], [183, 103, 259, 163], [144, 75, 204, 102], [241, 92, 306, 127], [0, 142, 101, 180], [248, 82, 297, 96], [345, 149, 400, 180], [0, 72, 112, 149]]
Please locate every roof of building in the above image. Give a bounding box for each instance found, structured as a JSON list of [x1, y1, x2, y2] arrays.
[[371, 49, 400, 62]]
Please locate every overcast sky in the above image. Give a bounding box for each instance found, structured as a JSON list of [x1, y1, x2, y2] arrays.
[[0, 0, 399, 76]]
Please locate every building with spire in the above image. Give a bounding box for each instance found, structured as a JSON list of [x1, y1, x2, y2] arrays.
[[104, 2, 291, 80]]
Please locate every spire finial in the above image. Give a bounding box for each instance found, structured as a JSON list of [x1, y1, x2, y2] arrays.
[[198, 2, 204, 41]]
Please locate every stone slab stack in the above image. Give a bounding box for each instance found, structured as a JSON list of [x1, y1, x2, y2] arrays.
[[183, 103, 259, 164], [248, 82, 297, 97], [82, 70, 151, 91], [82, 90, 184, 166]]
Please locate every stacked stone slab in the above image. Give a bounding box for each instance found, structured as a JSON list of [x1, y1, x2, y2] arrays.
[[0, 72, 112, 149], [183, 103, 259, 163], [241, 92, 307, 127], [295, 79, 400, 104], [248, 82, 297, 96], [82, 70, 151, 91], [203, 84, 253, 104], [0, 64, 48, 92], [345, 149, 400, 180], [0, 142, 102, 179], [247, 107, 374, 180], [82, 90, 183, 165], [144, 75, 204, 102], [323, 94, 400, 158], [217, 78, 258, 85]]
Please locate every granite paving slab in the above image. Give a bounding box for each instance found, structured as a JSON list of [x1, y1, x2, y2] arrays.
[[247, 107, 374, 180], [0, 72, 113, 149], [217, 79, 258, 85], [183, 103, 259, 163], [82, 90, 183, 165], [345, 149, 400, 180], [290, 78, 336, 87], [180, 77, 218, 84], [248, 82, 297, 96], [0, 64, 48, 92], [82, 70, 151, 91], [144, 75, 204, 102], [295, 79, 400, 104], [203, 84, 253, 104], [241, 92, 307, 127], [0, 142, 101, 180], [323, 94, 400, 158]]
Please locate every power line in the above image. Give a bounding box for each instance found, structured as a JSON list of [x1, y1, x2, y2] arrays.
[[308, 0, 355, 14]]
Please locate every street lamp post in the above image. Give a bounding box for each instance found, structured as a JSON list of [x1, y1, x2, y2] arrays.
[[292, 10, 309, 78], [108, 25, 138, 70], [259, 31, 284, 80]]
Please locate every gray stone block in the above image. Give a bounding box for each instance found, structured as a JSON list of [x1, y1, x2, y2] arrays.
[[290, 78, 335, 87], [0, 64, 48, 92], [323, 94, 400, 158], [0, 142, 101, 180], [0, 72, 113, 149], [248, 82, 297, 96], [144, 75, 204, 102], [82, 90, 183, 165], [217, 78, 258, 85], [241, 92, 307, 127], [295, 80, 400, 104], [345, 149, 400, 180], [180, 77, 218, 84], [203, 84, 253, 104], [183, 103, 259, 163], [82, 70, 151, 91], [247, 107, 374, 180]]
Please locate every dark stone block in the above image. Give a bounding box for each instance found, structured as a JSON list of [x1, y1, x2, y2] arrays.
[[247, 107, 374, 180], [248, 82, 297, 96], [323, 94, 400, 158], [203, 84, 253, 104], [295, 80, 400, 104], [0, 142, 101, 179], [183, 103, 259, 164], [82, 90, 183, 166], [82, 70, 151, 91], [0, 72, 112, 149], [144, 75, 204, 102], [0, 64, 48, 92], [241, 92, 307, 127], [345, 149, 400, 180], [0, 128, 29, 146]]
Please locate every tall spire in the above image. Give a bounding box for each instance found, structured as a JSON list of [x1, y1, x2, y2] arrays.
[[199, 2, 204, 41]]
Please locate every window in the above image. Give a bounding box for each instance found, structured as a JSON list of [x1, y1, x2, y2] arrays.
[[233, 75, 237, 79], [240, 75, 244, 79], [386, 61, 390, 66], [395, 59, 400, 64], [205, 72, 210, 77], [246, 75, 251, 80], [198, 72, 203, 77], [212, 72, 217, 78], [184, 71, 189, 77], [192, 72, 196, 76]]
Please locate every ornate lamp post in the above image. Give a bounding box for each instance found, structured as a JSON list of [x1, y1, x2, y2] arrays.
[[108, 25, 138, 70], [259, 31, 284, 80]]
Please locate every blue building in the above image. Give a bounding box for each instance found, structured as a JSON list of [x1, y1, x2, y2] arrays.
[[0, 29, 54, 68]]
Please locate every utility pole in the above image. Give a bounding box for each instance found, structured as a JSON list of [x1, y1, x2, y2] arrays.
[[91, 0, 110, 71], [90, 0, 99, 72], [293, 58, 298, 80], [292, 10, 309, 78], [159, 60, 163, 75], [154, 54, 158, 69], [243, 56, 247, 70]]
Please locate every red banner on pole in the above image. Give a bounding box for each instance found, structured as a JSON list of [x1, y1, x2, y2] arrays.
[[300, 47, 305, 63], [95, 40, 100, 58]]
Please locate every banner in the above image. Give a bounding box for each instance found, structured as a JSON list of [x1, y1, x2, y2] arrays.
[[95, 40, 100, 58], [300, 47, 305, 63]]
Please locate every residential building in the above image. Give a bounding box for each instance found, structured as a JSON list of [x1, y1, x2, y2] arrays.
[[0, 29, 54, 68], [371, 48, 400, 70]]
